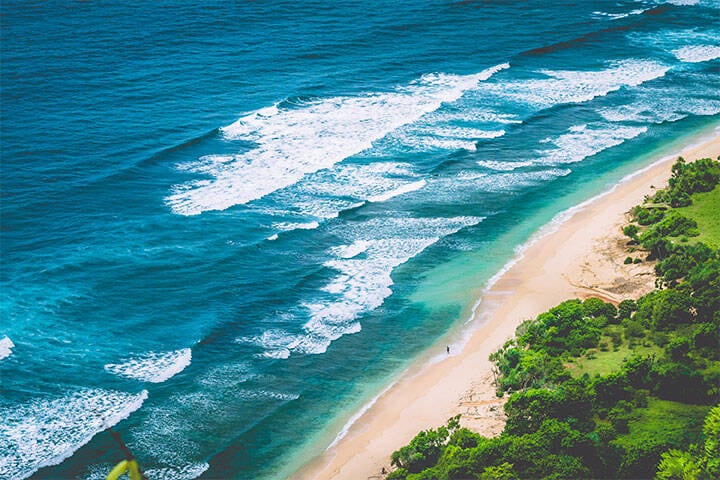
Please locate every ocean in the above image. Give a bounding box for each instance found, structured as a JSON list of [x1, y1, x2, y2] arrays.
[[1, 0, 719, 478]]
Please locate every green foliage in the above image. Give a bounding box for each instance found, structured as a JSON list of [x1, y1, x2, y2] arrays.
[[654, 405, 720, 480], [654, 157, 720, 207], [623, 224, 639, 241], [684, 257, 720, 321], [391, 427, 450, 473], [390, 417, 461, 474], [617, 299, 637, 321], [639, 211, 699, 243], [386, 157, 720, 480], [582, 297, 617, 320], [634, 289, 694, 330], [633, 205, 666, 226], [676, 186, 720, 249], [386, 468, 408, 480], [611, 398, 709, 478], [516, 299, 603, 357], [702, 405, 720, 477], [656, 449, 703, 480], [655, 242, 714, 286], [478, 462, 517, 480], [637, 211, 701, 261]]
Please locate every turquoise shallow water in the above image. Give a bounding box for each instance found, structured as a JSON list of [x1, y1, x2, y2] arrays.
[[1, 1, 719, 479]]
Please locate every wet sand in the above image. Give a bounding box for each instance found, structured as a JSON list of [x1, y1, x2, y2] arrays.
[[291, 127, 720, 480]]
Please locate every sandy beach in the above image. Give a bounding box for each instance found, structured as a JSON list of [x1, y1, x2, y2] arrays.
[[291, 126, 720, 480]]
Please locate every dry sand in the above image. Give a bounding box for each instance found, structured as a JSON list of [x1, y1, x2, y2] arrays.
[[291, 127, 720, 480]]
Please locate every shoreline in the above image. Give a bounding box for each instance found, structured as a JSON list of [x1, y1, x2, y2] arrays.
[[290, 126, 720, 480]]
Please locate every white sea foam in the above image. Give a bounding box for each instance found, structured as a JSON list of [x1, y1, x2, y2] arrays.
[[330, 240, 371, 259], [487, 59, 670, 109], [295, 162, 418, 198], [458, 169, 573, 192], [272, 221, 320, 232], [475, 160, 536, 171], [0, 389, 147, 480], [433, 109, 522, 125], [0, 336, 14, 361], [238, 389, 300, 401], [390, 124, 506, 152], [592, 8, 646, 19], [251, 216, 484, 358], [166, 64, 509, 215], [599, 104, 688, 124], [290, 216, 484, 355], [105, 348, 192, 383], [264, 162, 425, 222], [235, 329, 301, 359], [367, 179, 427, 202], [144, 463, 210, 480], [197, 362, 257, 387], [433, 126, 507, 139], [84, 462, 210, 480], [599, 94, 720, 124], [132, 380, 298, 470], [631, 27, 720, 59], [536, 124, 647, 165], [672, 45, 720, 63]]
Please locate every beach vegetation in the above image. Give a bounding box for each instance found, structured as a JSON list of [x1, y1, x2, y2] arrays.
[[653, 157, 720, 207], [386, 156, 720, 480], [632, 205, 665, 226], [676, 186, 720, 249]]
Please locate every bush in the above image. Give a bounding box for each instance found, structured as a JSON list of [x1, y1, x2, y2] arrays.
[[623, 224, 639, 241], [654, 157, 720, 207], [633, 206, 665, 225], [386, 468, 408, 480], [391, 426, 450, 472], [617, 300, 637, 321], [582, 298, 617, 320], [623, 319, 645, 339]]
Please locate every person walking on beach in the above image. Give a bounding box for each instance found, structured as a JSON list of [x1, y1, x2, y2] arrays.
[[446, 345, 450, 354]]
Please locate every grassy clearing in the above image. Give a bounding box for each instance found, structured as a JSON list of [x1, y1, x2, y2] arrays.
[[567, 329, 662, 378], [676, 186, 720, 248], [614, 397, 709, 452]]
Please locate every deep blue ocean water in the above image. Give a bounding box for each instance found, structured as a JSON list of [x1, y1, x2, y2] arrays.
[[1, 1, 719, 478]]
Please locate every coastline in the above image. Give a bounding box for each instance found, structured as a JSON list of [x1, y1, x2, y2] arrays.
[[291, 126, 720, 480]]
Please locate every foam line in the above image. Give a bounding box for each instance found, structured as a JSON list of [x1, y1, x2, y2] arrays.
[[289, 216, 484, 356], [144, 463, 210, 480], [105, 348, 192, 383], [326, 377, 401, 450], [0, 389, 147, 480], [672, 45, 720, 63], [536, 123, 647, 165], [592, 8, 646, 19], [476, 160, 535, 171], [487, 59, 670, 109], [464, 125, 720, 337], [367, 179, 426, 202], [272, 221, 320, 232], [166, 64, 509, 215], [0, 336, 14, 361]]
